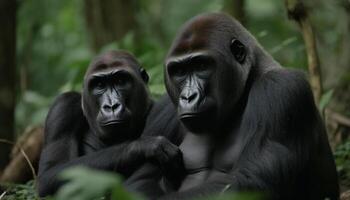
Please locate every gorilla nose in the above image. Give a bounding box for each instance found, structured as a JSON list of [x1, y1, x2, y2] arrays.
[[180, 91, 199, 104], [102, 103, 120, 113]]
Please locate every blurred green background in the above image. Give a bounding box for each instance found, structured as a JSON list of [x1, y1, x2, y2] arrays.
[[13, 0, 350, 188], [14, 0, 350, 132], [1, 0, 350, 198]]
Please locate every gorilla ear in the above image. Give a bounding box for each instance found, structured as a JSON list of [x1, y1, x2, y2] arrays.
[[139, 68, 149, 83], [230, 38, 246, 64]]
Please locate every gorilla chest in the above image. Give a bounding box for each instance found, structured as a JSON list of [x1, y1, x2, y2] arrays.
[[179, 133, 239, 189], [180, 142, 237, 171]]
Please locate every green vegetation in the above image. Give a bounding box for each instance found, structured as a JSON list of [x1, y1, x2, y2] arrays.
[[15, 0, 349, 133], [335, 141, 350, 187], [1, 181, 37, 200], [1, 0, 349, 199], [1, 167, 263, 200], [15, 0, 301, 132]]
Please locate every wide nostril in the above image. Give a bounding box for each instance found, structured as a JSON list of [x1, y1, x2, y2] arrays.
[[111, 103, 120, 111], [103, 103, 120, 112], [102, 104, 112, 111], [180, 92, 198, 103]]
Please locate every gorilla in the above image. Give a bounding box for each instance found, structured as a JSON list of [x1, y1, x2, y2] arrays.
[[159, 13, 339, 200], [37, 50, 181, 197]]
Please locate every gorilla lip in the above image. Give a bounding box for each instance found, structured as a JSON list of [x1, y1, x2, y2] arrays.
[[179, 108, 213, 119], [101, 119, 127, 126], [179, 113, 200, 119]]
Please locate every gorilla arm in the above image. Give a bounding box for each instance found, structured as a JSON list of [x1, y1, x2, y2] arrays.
[[227, 70, 338, 200], [123, 95, 185, 198], [38, 92, 180, 197]]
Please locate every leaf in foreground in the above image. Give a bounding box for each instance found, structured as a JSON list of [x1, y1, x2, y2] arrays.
[[55, 166, 141, 200]]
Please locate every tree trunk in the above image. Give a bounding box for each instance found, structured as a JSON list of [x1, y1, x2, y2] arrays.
[[83, 0, 138, 51], [223, 0, 246, 24], [0, 0, 16, 173], [341, 0, 350, 74], [285, 0, 323, 105]]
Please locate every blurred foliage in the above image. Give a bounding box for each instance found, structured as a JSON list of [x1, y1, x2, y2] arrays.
[[319, 89, 334, 111], [335, 141, 350, 188], [198, 193, 263, 200], [16, 0, 349, 134], [56, 167, 140, 200], [0, 180, 39, 200], [16, 0, 91, 133], [0, 167, 264, 200], [245, 0, 306, 69], [13, 0, 350, 196], [55, 167, 264, 200]]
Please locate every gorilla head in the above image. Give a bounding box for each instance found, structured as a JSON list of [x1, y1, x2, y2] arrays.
[[82, 50, 150, 143], [165, 13, 259, 133]]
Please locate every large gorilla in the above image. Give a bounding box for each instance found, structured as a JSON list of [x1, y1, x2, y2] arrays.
[[160, 13, 339, 200], [38, 51, 181, 197]]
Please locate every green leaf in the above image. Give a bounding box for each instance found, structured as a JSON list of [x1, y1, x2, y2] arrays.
[[195, 192, 264, 200], [56, 167, 141, 200], [319, 89, 334, 111]]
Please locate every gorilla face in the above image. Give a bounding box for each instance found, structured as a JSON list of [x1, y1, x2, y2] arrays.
[[165, 13, 253, 133], [83, 51, 150, 142]]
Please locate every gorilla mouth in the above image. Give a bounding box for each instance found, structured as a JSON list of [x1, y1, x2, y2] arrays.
[[180, 113, 199, 119], [180, 113, 209, 133], [101, 119, 128, 127], [179, 110, 211, 120], [179, 109, 215, 133]]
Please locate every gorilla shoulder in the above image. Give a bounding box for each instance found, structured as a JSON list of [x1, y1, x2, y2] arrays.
[[44, 91, 85, 141]]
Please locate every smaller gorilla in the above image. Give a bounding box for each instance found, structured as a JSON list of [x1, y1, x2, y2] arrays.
[[38, 50, 181, 197]]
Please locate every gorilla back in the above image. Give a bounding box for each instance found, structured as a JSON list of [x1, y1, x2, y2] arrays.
[[163, 13, 339, 200]]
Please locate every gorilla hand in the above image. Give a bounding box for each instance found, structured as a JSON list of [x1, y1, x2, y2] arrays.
[[139, 136, 185, 189], [136, 136, 183, 171]]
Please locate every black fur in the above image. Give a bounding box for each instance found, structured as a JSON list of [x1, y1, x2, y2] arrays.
[[37, 51, 181, 197], [160, 13, 339, 200]]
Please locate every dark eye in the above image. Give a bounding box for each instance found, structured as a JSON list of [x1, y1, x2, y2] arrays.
[[195, 63, 212, 78], [197, 63, 208, 71], [172, 67, 186, 77], [96, 81, 105, 89], [117, 78, 125, 85], [115, 76, 130, 88], [230, 38, 246, 63], [175, 68, 185, 75], [90, 80, 106, 95]]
